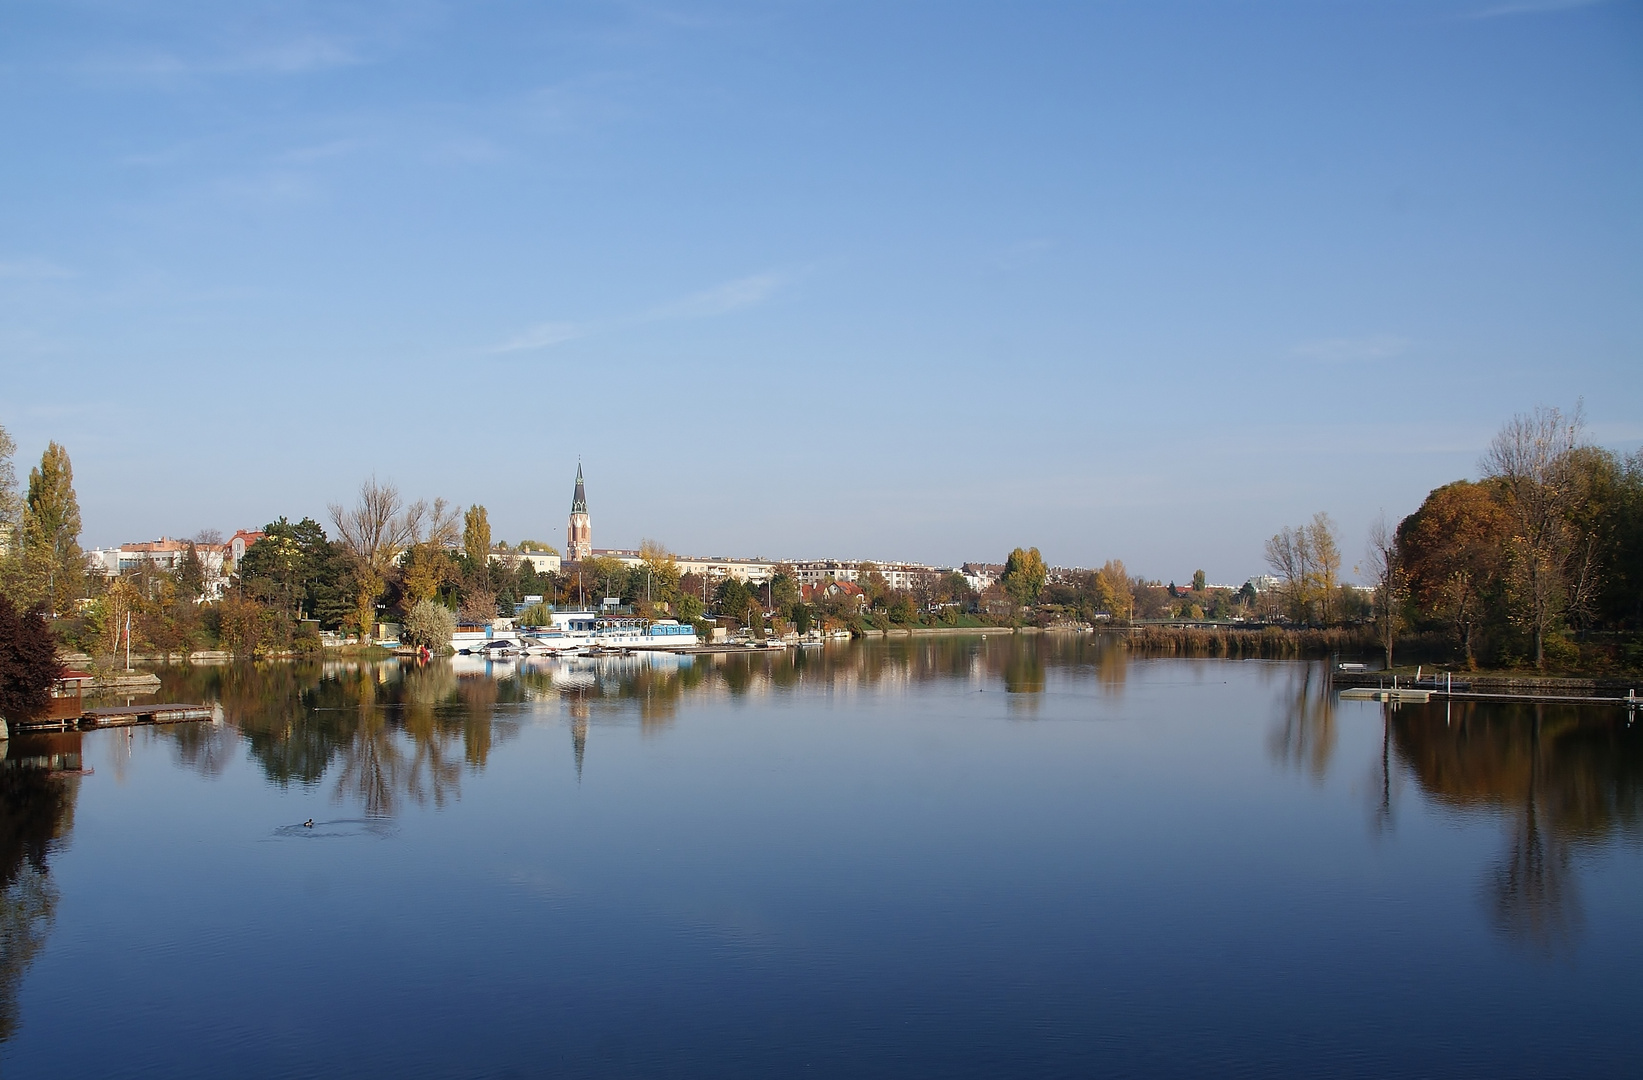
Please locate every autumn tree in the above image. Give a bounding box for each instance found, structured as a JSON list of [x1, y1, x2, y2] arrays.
[[17, 442, 82, 614], [463, 505, 491, 569], [329, 478, 420, 640], [1480, 406, 1584, 667], [637, 540, 682, 610], [1363, 513, 1405, 669], [0, 424, 19, 591], [1001, 547, 1048, 607], [580, 555, 627, 605], [1397, 480, 1511, 667], [1093, 559, 1134, 621], [1265, 513, 1340, 624]]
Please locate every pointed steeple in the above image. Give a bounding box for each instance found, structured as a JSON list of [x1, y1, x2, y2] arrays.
[[571, 462, 587, 514]]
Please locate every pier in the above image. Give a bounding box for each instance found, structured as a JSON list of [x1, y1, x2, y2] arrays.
[[1332, 669, 1639, 708], [14, 704, 214, 733]]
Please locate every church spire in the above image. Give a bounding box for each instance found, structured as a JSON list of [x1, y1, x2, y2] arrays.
[[566, 462, 592, 561]]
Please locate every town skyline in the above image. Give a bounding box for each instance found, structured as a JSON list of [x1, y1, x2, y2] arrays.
[[70, 459, 1315, 590]]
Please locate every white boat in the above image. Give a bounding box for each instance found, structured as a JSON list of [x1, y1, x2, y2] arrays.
[[451, 627, 523, 654], [456, 611, 697, 655], [590, 617, 698, 650]]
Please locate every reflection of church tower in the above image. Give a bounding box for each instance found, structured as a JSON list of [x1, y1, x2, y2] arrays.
[[570, 714, 588, 781], [566, 464, 591, 561]]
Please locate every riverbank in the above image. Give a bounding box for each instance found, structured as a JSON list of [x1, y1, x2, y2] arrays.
[[1118, 624, 1378, 657]]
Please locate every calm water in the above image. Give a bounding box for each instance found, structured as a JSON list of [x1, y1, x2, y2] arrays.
[[1, 635, 1639, 1078]]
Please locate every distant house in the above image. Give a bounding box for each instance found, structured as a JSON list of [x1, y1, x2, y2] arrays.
[[962, 563, 1004, 593], [802, 580, 866, 609], [86, 536, 231, 600], [228, 530, 265, 568], [490, 548, 562, 575]]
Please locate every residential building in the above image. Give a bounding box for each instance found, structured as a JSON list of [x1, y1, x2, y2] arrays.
[[490, 548, 561, 575], [86, 537, 231, 599]]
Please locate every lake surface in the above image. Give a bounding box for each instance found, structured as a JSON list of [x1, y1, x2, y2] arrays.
[[1, 635, 1639, 1078]]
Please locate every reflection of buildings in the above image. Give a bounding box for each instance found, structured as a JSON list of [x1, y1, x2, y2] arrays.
[[0, 734, 83, 1044]]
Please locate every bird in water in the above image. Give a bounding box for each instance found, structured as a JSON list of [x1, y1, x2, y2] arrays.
[[302, 819, 314, 828]]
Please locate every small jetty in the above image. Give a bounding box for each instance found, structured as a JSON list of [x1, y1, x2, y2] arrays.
[[1333, 667, 1638, 708], [13, 703, 214, 733]]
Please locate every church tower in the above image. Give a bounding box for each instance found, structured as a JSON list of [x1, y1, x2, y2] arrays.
[[566, 463, 591, 561]]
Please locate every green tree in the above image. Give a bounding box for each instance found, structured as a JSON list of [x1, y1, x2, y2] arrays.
[[21, 442, 82, 614], [715, 577, 752, 621], [175, 542, 207, 601], [1001, 547, 1048, 607], [768, 570, 800, 615], [463, 505, 491, 569], [1192, 569, 1206, 592]]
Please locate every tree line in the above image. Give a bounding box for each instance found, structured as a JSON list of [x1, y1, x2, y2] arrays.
[[1378, 406, 1642, 671], [3, 403, 1639, 671]]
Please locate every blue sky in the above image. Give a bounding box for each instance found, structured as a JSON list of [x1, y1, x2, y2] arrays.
[[2, 0, 1639, 582]]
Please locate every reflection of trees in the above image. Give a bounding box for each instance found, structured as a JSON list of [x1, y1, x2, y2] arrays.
[[133, 635, 1146, 810], [0, 738, 81, 1043], [1394, 702, 1642, 951], [1268, 662, 1336, 782]]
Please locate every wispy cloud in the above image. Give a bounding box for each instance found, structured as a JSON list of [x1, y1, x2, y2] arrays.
[[645, 273, 783, 320], [491, 322, 587, 353], [235, 35, 362, 74], [490, 270, 786, 353], [1291, 335, 1410, 363], [0, 258, 74, 280], [277, 138, 363, 164], [79, 35, 366, 80], [996, 238, 1055, 272], [1464, 0, 1612, 19]]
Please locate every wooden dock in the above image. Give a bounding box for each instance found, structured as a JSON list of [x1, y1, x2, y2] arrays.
[[14, 703, 213, 733], [1333, 669, 1638, 708]]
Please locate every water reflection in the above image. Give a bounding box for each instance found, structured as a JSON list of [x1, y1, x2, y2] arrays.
[[122, 636, 1129, 803], [1267, 662, 1338, 783], [0, 735, 82, 1043], [86, 637, 1643, 961], [1391, 700, 1643, 951]]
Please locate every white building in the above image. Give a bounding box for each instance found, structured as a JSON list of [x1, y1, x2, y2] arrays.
[[489, 548, 562, 575], [86, 537, 230, 599]]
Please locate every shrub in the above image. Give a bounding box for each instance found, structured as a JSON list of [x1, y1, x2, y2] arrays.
[[403, 600, 457, 649]]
